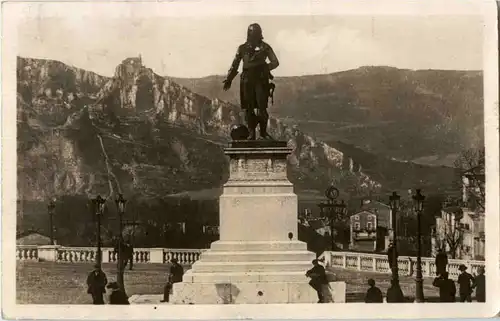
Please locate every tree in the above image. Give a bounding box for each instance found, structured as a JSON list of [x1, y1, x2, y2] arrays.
[[434, 211, 464, 259], [454, 148, 485, 212]]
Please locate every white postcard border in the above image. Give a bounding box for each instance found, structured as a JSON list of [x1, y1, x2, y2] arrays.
[[2, 0, 499, 319]]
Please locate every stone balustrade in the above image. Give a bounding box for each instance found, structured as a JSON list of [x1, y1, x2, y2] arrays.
[[17, 245, 485, 278], [319, 251, 485, 280], [16, 245, 205, 265], [17, 245, 39, 261]]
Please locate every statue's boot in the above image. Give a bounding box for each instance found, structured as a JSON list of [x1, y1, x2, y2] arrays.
[[247, 128, 257, 140], [258, 112, 274, 140]]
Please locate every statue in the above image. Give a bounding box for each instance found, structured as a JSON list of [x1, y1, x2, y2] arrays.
[[223, 23, 279, 140]]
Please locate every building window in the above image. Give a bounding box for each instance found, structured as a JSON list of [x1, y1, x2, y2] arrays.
[[367, 215, 373, 221], [354, 222, 360, 230], [354, 215, 360, 220], [367, 222, 373, 230]]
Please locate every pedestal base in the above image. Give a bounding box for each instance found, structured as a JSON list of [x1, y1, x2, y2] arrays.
[[171, 281, 346, 304], [170, 241, 346, 304]]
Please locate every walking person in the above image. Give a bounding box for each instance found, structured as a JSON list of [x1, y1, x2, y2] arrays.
[[387, 242, 397, 271], [364, 279, 383, 303], [305, 259, 329, 303], [106, 282, 130, 305], [407, 257, 414, 277], [386, 279, 405, 303], [457, 264, 475, 302], [161, 258, 184, 303], [432, 272, 456, 302], [474, 267, 486, 302], [124, 237, 134, 271], [86, 264, 108, 305], [435, 248, 448, 276]]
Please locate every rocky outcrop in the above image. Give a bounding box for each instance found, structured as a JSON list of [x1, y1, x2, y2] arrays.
[[17, 56, 382, 203]]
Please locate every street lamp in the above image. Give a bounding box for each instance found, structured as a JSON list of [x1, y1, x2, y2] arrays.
[[412, 189, 425, 303], [92, 195, 106, 265], [388, 191, 404, 302], [318, 186, 347, 251], [115, 193, 128, 293], [47, 199, 56, 245]]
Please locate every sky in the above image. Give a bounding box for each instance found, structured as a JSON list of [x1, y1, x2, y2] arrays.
[[17, 15, 483, 78]]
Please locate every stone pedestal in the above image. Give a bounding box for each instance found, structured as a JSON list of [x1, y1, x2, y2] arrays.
[[171, 141, 346, 304]]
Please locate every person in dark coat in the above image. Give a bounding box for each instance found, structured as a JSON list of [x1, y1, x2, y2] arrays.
[[106, 282, 130, 305], [124, 238, 134, 270], [161, 258, 184, 302], [86, 264, 108, 304], [474, 267, 485, 302], [457, 264, 475, 302], [432, 271, 456, 302], [435, 248, 448, 276], [306, 259, 328, 303], [386, 279, 405, 303], [387, 242, 397, 271], [365, 279, 383, 303]]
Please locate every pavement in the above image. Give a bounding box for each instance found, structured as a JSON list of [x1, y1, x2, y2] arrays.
[[129, 294, 167, 304]]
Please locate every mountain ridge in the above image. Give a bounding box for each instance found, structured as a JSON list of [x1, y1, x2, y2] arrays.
[[171, 67, 483, 164], [18, 56, 400, 206]]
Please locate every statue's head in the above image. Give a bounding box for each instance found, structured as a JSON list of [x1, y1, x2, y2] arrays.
[[247, 23, 263, 44]]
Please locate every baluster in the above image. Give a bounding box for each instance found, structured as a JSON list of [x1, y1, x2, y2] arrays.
[[162, 251, 166, 263]]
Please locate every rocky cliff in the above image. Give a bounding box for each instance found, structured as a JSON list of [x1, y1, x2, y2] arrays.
[[17, 56, 382, 204]]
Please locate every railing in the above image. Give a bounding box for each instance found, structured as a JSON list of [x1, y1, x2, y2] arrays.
[[319, 251, 486, 280], [16, 245, 205, 265], [17, 245, 39, 261], [17, 245, 485, 278]]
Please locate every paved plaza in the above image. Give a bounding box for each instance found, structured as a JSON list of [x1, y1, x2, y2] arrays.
[[16, 261, 443, 304]]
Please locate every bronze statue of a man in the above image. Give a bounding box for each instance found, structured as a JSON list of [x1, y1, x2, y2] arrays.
[[223, 23, 279, 140]]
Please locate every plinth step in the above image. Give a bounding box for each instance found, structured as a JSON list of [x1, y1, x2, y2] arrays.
[[210, 241, 309, 252], [182, 270, 310, 283], [191, 260, 312, 273], [200, 250, 316, 262]]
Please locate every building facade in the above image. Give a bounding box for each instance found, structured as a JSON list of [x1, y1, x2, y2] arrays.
[[349, 200, 392, 252], [432, 168, 485, 260]]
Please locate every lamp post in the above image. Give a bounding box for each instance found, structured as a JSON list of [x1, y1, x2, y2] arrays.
[[388, 191, 404, 302], [115, 193, 128, 293], [47, 199, 56, 245], [318, 186, 347, 251], [92, 195, 106, 266], [412, 189, 425, 302]]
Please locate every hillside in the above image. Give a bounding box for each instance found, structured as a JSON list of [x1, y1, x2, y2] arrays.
[[16, 57, 467, 246], [17, 56, 386, 208], [172, 67, 483, 164]]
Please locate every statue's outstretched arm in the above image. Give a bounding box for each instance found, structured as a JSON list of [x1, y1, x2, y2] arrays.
[[226, 47, 242, 82]]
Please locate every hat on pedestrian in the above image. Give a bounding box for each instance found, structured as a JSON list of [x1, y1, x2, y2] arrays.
[[106, 282, 120, 290], [94, 263, 101, 269], [171, 258, 178, 264], [367, 278, 375, 287], [478, 267, 485, 274], [458, 264, 467, 271]]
